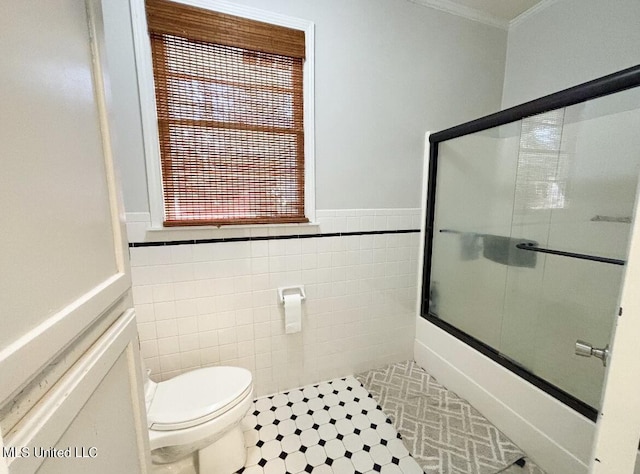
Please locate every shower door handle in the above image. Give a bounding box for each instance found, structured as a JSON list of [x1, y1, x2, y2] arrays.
[[575, 340, 609, 367]]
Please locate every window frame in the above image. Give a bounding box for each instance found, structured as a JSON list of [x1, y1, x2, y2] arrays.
[[130, 0, 315, 229]]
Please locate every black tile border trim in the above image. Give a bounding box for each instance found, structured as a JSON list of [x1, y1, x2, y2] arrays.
[[128, 228, 421, 247]]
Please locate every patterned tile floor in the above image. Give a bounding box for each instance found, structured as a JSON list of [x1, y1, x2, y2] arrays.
[[236, 376, 424, 474]]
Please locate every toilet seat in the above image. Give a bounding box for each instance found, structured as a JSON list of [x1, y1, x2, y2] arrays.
[[148, 366, 252, 431]]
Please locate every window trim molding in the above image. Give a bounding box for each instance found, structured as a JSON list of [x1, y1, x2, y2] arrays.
[[130, 0, 315, 229]]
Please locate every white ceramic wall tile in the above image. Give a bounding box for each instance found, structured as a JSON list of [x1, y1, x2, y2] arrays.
[[128, 209, 420, 392], [157, 336, 179, 355]]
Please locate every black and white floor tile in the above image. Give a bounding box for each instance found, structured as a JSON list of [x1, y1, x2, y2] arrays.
[[236, 376, 424, 474]]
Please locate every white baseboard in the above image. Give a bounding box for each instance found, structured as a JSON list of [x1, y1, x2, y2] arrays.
[[413, 317, 593, 474]]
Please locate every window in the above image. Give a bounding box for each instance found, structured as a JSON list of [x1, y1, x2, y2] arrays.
[[138, 0, 314, 227]]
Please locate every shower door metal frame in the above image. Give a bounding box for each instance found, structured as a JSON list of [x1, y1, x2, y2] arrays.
[[420, 64, 640, 421]]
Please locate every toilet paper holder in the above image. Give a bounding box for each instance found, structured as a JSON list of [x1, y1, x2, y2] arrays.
[[278, 286, 306, 303]]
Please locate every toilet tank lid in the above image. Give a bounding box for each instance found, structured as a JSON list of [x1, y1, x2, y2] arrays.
[[147, 366, 252, 431]]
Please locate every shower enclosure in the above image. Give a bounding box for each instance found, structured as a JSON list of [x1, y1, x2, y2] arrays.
[[421, 66, 640, 419]]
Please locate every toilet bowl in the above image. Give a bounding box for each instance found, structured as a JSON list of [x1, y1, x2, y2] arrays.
[[144, 366, 254, 473]]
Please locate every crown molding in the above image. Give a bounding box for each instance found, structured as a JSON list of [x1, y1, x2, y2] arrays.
[[509, 0, 560, 29], [407, 0, 509, 30]]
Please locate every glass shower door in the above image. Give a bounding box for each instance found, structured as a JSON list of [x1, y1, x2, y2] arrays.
[[429, 121, 521, 350], [427, 84, 640, 414], [499, 87, 640, 409]]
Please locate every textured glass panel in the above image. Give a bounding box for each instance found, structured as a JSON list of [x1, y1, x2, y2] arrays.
[[499, 87, 640, 408], [429, 122, 521, 348], [429, 86, 640, 411]]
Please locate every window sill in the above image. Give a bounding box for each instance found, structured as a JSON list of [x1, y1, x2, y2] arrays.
[[147, 221, 320, 232], [133, 220, 320, 244], [125, 212, 321, 244]]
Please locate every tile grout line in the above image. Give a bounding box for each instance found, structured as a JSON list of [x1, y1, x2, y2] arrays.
[[237, 375, 425, 474]]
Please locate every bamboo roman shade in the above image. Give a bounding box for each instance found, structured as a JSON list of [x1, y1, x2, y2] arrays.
[[146, 0, 307, 226]]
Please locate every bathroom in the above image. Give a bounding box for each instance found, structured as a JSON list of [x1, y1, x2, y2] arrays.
[[2, 0, 640, 473]]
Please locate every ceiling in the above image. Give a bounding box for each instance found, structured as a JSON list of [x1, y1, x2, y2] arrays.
[[446, 0, 543, 22]]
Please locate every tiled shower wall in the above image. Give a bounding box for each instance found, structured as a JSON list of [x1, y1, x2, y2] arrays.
[[128, 209, 421, 396]]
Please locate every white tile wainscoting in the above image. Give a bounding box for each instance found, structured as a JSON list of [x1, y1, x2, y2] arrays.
[[127, 209, 422, 396]]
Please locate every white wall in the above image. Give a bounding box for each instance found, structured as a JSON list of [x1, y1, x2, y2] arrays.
[[502, 0, 640, 108], [102, 0, 508, 212]]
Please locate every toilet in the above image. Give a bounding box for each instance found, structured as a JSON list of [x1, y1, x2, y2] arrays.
[[143, 366, 254, 473]]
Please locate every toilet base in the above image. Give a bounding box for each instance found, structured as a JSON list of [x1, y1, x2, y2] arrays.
[[150, 454, 196, 474], [198, 425, 246, 473], [150, 425, 246, 474]]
